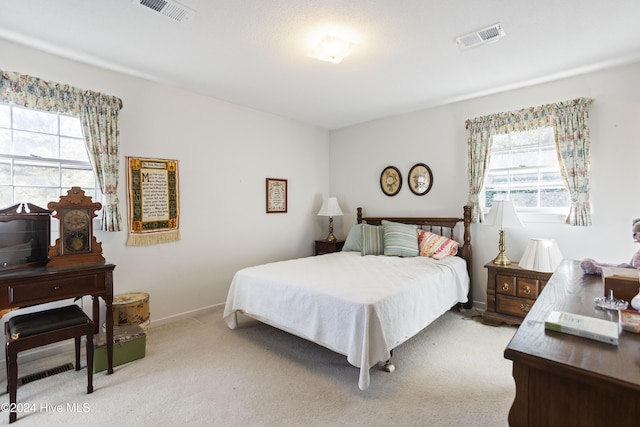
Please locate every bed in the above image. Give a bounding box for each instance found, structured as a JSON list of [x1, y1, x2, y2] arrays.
[[223, 206, 472, 390]]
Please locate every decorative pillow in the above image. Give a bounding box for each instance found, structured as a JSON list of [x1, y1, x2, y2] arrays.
[[382, 220, 419, 257], [361, 224, 384, 256], [342, 224, 363, 252], [418, 230, 459, 260]]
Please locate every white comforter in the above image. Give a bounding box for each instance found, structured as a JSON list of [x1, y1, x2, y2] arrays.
[[223, 251, 469, 390]]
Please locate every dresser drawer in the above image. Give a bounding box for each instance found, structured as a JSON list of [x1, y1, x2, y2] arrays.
[[496, 275, 516, 296], [496, 295, 534, 318], [516, 277, 542, 299], [9, 275, 100, 305]]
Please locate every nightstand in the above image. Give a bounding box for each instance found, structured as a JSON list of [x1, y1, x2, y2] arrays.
[[482, 262, 552, 326], [315, 240, 345, 255]]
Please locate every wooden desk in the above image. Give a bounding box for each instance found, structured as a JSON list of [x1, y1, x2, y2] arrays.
[[504, 260, 640, 426], [0, 263, 115, 374]]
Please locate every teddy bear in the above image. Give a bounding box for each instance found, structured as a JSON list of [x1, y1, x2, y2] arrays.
[[581, 218, 640, 275]]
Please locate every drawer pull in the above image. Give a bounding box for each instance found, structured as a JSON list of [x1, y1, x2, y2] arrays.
[[502, 283, 509, 291], [520, 303, 531, 313], [53, 286, 60, 291], [523, 285, 531, 294]]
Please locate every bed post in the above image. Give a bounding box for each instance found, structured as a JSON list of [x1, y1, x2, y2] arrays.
[[462, 205, 472, 309], [357, 207, 363, 224]]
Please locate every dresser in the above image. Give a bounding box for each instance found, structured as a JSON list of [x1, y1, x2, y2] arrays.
[[504, 260, 640, 426], [482, 262, 552, 326], [0, 263, 115, 374]]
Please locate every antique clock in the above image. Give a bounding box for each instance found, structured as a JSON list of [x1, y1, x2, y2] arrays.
[[47, 186, 105, 268]]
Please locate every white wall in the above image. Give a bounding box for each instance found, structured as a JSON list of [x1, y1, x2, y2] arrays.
[[1, 38, 331, 324], [330, 60, 640, 308]]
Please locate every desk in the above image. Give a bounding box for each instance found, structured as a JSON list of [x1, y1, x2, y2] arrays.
[[504, 260, 640, 426], [0, 263, 115, 374]]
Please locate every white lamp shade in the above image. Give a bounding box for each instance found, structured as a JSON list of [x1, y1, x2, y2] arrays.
[[317, 197, 343, 217], [484, 200, 523, 228], [520, 238, 563, 272]]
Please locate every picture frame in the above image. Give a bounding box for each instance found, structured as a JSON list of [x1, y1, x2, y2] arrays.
[[266, 178, 288, 213], [380, 166, 402, 196], [408, 163, 433, 196]]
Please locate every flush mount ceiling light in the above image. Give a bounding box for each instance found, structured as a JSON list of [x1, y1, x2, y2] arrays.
[[308, 35, 354, 64]]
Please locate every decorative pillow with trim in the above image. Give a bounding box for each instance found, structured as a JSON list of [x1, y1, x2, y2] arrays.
[[342, 224, 362, 252], [418, 230, 459, 260], [361, 224, 384, 256], [382, 220, 419, 257]]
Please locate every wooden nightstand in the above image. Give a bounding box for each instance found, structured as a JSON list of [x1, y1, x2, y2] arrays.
[[315, 240, 345, 255], [482, 262, 552, 326]]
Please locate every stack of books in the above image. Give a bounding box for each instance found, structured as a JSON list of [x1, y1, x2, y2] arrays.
[[545, 311, 620, 345]]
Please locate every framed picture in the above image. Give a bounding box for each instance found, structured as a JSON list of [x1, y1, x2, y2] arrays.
[[266, 178, 287, 213], [380, 166, 402, 196], [408, 163, 433, 196]]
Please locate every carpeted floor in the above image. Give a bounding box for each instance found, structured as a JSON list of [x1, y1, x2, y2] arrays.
[[0, 306, 517, 426]]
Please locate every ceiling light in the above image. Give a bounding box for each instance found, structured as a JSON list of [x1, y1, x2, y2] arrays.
[[308, 35, 353, 64]]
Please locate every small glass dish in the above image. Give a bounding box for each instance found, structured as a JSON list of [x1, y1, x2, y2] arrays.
[[594, 289, 629, 311]]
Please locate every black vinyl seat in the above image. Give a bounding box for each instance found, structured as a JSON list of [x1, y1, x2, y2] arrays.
[[4, 305, 94, 423]]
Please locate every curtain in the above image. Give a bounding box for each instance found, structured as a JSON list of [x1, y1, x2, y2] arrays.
[[0, 69, 124, 231], [465, 97, 593, 226]]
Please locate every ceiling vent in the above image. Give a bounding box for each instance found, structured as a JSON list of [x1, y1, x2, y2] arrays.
[[456, 23, 506, 49], [133, 0, 193, 22]]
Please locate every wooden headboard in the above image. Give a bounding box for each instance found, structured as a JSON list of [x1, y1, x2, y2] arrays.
[[357, 205, 472, 308]]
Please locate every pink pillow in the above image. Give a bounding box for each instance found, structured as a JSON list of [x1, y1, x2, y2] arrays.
[[417, 230, 459, 260]]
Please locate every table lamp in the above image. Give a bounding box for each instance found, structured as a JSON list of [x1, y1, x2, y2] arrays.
[[317, 197, 343, 242], [484, 200, 523, 265], [519, 238, 563, 272]]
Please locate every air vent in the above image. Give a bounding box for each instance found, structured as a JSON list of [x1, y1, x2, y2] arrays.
[[133, 0, 193, 22], [19, 363, 74, 385], [456, 23, 506, 49]]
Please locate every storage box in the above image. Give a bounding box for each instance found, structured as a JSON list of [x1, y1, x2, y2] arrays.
[[93, 325, 146, 373], [602, 266, 640, 303], [113, 292, 150, 330]]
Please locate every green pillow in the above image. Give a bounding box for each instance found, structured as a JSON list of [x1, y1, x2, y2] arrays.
[[342, 224, 363, 252], [382, 220, 419, 257], [361, 224, 384, 255]]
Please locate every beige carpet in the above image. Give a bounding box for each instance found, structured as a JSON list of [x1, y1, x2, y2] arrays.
[[0, 306, 517, 426]]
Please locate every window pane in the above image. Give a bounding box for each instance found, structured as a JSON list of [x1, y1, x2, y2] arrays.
[[0, 186, 12, 208], [511, 189, 539, 207], [510, 170, 539, 188], [492, 134, 510, 150], [62, 168, 96, 188], [511, 148, 539, 168], [0, 105, 9, 128], [541, 188, 571, 208], [13, 186, 61, 209], [0, 161, 10, 185], [14, 163, 59, 186], [489, 151, 510, 169], [0, 129, 10, 154], [13, 107, 57, 133], [13, 130, 59, 158], [60, 137, 87, 161], [60, 115, 83, 138]]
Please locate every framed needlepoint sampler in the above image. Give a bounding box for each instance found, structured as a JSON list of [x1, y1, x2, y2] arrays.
[[266, 178, 287, 213]]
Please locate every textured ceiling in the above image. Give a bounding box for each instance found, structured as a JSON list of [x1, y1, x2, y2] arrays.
[[1, 0, 639, 129]]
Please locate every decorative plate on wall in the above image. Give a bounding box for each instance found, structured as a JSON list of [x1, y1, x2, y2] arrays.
[[380, 166, 402, 196], [408, 163, 433, 196]]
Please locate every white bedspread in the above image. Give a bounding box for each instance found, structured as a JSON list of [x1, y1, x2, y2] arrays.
[[223, 251, 469, 390]]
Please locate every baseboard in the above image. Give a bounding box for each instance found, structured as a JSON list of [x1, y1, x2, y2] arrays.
[[147, 303, 223, 328]]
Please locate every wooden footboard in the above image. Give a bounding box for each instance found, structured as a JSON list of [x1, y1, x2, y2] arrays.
[[357, 205, 473, 308]]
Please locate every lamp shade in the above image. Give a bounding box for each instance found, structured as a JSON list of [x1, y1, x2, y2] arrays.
[[484, 200, 523, 228], [317, 197, 343, 217], [520, 238, 563, 272]]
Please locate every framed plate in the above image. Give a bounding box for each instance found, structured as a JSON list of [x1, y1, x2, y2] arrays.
[[408, 163, 433, 196], [380, 166, 402, 196]]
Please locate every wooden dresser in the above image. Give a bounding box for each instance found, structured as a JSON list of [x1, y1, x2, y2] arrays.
[[483, 262, 552, 326], [504, 260, 640, 427]]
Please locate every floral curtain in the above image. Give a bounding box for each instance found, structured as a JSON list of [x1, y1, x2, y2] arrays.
[[0, 70, 124, 231], [465, 97, 593, 226]]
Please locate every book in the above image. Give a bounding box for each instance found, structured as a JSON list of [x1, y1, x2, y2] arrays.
[[619, 309, 640, 333], [545, 311, 620, 345]]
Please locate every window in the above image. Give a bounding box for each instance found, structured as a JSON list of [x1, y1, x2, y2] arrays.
[[0, 103, 101, 210], [482, 126, 570, 212]]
